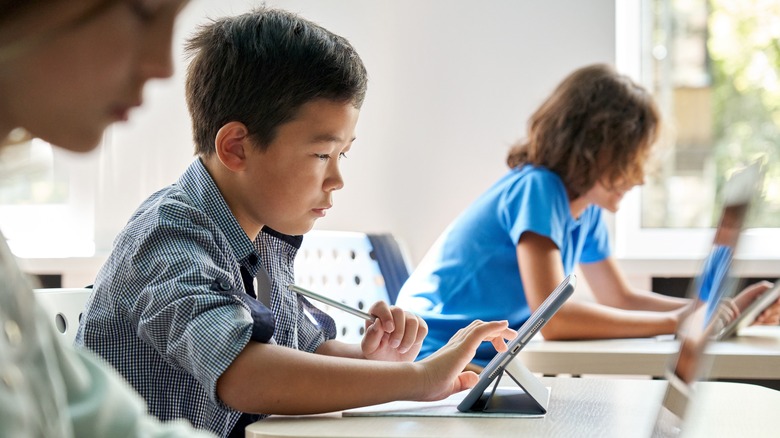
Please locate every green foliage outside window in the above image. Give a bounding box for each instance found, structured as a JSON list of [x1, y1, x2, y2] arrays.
[[710, 0, 780, 226]]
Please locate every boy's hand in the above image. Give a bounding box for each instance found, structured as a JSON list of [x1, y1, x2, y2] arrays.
[[361, 301, 428, 362], [416, 320, 517, 401]]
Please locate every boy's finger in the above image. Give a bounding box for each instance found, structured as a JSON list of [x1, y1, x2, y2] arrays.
[[461, 320, 514, 347], [386, 307, 407, 348], [367, 301, 395, 333], [361, 320, 387, 354], [396, 314, 420, 353]]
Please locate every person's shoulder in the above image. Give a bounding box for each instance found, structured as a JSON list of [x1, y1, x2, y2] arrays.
[[521, 165, 562, 184], [111, 191, 230, 275], [129, 184, 198, 223], [504, 165, 565, 194], [120, 184, 214, 247]]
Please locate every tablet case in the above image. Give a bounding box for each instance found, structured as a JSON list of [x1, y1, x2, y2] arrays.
[[457, 274, 576, 414], [466, 352, 550, 415]]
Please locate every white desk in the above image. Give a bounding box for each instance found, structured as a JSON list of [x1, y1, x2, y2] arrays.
[[245, 377, 780, 437], [517, 325, 780, 380]]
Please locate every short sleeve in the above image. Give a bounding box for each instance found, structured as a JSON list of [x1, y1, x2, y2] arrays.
[[499, 169, 571, 249], [579, 207, 611, 264]]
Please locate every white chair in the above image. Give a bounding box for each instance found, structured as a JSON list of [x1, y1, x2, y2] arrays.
[[294, 230, 412, 344], [33, 287, 92, 344]]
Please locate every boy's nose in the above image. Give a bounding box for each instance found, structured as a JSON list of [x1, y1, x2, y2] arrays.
[[326, 166, 344, 191]]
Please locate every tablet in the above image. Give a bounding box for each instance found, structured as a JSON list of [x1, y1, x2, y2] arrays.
[[716, 281, 780, 339], [457, 274, 576, 413]]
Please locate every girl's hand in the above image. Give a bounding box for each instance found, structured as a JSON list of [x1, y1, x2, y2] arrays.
[[733, 281, 780, 325]]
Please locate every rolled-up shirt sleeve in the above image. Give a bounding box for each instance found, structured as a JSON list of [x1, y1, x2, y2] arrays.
[[120, 224, 274, 403]]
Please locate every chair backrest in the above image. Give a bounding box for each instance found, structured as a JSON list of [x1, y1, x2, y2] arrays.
[[365, 233, 412, 305], [294, 230, 411, 344], [33, 287, 91, 344]]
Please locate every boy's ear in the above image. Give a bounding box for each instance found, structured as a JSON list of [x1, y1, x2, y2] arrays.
[[214, 121, 250, 171]]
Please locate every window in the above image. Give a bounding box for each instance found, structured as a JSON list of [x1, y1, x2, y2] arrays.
[[0, 136, 97, 258], [615, 0, 780, 260]]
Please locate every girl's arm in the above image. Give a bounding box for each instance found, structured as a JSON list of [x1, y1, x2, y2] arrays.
[[579, 257, 689, 311], [517, 231, 685, 340]]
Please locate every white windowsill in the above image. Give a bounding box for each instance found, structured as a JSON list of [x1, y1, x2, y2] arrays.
[[16, 253, 108, 288]]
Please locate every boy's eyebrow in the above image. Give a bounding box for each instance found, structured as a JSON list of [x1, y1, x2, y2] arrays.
[[310, 134, 357, 144]]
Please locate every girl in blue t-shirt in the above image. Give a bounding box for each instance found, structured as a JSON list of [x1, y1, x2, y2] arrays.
[[396, 64, 779, 367]]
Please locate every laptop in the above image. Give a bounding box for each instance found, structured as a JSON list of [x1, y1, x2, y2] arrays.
[[652, 162, 763, 435]]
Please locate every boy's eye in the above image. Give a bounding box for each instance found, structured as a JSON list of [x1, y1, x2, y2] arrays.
[[315, 152, 348, 161]]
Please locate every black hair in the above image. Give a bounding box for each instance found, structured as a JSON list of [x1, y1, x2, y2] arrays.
[[185, 6, 368, 155]]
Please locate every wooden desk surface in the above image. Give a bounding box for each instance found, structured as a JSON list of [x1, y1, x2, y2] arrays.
[[517, 325, 780, 379], [245, 377, 780, 438]]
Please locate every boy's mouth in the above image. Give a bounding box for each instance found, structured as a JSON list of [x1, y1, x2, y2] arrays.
[[312, 206, 331, 217]]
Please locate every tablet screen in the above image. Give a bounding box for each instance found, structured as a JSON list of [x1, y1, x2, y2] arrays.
[[457, 274, 576, 413]]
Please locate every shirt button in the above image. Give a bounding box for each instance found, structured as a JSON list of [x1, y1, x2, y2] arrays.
[[4, 320, 22, 345], [218, 279, 231, 291]]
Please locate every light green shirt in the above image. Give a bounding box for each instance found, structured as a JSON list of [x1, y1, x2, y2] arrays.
[[0, 234, 215, 437]]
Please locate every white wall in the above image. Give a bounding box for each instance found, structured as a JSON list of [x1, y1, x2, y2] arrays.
[[89, 0, 615, 271]]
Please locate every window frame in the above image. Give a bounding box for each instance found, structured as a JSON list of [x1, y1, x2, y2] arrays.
[[614, 0, 780, 262]]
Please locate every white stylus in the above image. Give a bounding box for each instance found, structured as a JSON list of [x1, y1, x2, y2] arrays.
[[288, 284, 376, 321]]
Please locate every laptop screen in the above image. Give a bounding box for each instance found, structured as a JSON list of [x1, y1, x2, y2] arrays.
[[654, 163, 762, 433], [673, 200, 748, 384]]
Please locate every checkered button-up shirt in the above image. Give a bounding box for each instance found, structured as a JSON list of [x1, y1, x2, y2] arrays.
[[75, 159, 336, 438]]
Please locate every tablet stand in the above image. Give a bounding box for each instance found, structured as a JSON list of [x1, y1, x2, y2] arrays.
[[472, 357, 550, 414]]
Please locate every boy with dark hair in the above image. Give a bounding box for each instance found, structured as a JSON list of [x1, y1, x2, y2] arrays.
[[76, 7, 514, 438]]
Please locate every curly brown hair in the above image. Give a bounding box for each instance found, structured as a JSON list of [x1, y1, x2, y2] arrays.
[[506, 64, 660, 199]]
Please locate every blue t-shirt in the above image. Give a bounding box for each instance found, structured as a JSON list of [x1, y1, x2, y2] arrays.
[[396, 165, 610, 365]]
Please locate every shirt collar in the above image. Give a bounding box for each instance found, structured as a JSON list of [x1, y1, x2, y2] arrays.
[[177, 158, 260, 269]]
